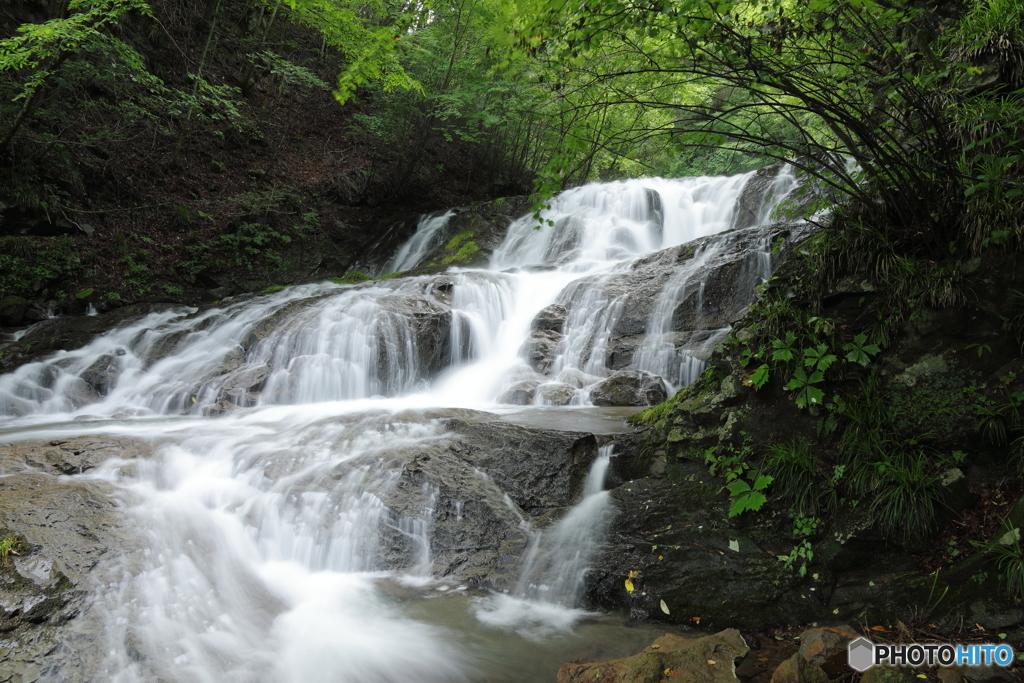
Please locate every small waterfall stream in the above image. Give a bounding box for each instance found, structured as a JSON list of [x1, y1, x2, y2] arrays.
[[0, 166, 808, 682], [514, 446, 614, 606]]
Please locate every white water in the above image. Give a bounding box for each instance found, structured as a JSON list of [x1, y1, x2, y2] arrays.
[[0, 167, 807, 682], [514, 446, 614, 606], [385, 210, 455, 274]]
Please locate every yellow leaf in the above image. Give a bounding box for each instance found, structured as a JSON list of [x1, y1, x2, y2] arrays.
[[708, 660, 716, 665], [625, 579, 635, 592]]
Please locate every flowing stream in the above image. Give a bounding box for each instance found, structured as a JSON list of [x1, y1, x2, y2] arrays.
[[0, 167, 804, 682]]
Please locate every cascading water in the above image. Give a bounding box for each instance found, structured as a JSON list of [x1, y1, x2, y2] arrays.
[[385, 211, 456, 274], [0, 165, 810, 682], [514, 446, 614, 606]]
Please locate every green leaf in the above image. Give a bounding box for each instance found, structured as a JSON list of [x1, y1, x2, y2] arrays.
[[729, 491, 767, 516], [747, 363, 770, 389], [726, 480, 752, 496]]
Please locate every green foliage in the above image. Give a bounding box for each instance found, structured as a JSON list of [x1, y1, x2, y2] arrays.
[[331, 271, 372, 285], [870, 450, 947, 546], [843, 334, 881, 367], [0, 235, 81, 299], [764, 441, 820, 517], [726, 472, 773, 517], [974, 522, 1024, 601], [778, 515, 819, 578], [0, 533, 28, 566], [784, 367, 825, 409]]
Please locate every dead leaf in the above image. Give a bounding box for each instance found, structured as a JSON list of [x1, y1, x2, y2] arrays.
[[625, 579, 635, 593]]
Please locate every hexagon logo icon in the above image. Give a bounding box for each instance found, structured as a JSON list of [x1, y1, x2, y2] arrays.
[[848, 637, 875, 672]]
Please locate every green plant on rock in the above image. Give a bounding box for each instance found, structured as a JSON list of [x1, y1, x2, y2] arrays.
[[779, 515, 819, 578], [974, 521, 1024, 601], [870, 449, 947, 547], [726, 471, 773, 517], [764, 440, 820, 517], [0, 534, 27, 565]]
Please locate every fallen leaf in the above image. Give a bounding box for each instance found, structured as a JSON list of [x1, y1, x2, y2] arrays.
[[625, 579, 635, 593], [833, 608, 840, 614], [871, 626, 886, 632], [661, 599, 671, 614], [707, 660, 716, 665], [658, 555, 664, 560]]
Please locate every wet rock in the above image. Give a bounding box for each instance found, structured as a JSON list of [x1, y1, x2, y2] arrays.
[[537, 382, 577, 406], [588, 461, 823, 629], [0, 303, 183, 376], [544, 216, 585, 263], [78, 353, 122, 395], [963, 666, 1017, 683], [532, 304, 568, 333], [11, 436, 147, 475], [293, 410, 599, 588], [859, 666, 917, 683], [0, 295, 29, 327], [770, 653, 828, 683], [142, 328, 193, 367], [645, 187, 664, 244], [203, 363, 269, 402], [589, 371, 667, 407], [796, 625, 859, 677], [522, 328, 563, 374], [557, 629, 748, 683], [0, 453, 145, 681], [355, 196, 533, 274], [498, 380, 540, 405]]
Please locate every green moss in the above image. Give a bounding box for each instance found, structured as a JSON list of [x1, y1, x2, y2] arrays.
[[330, 271, 373, 285], [441, 240, 480, 265], [329, 270, 408, 286], [262, 285, 288, 293], [628, 392, 680, 425], [444, 231, 474, 251]]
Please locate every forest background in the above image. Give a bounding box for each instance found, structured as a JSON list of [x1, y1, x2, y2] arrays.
[[2, 0, 1016, 307]]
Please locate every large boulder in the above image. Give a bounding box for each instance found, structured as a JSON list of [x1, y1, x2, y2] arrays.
[[522, 328, 563, 374], [0, 295, 29, 327], [590, 371, 667, 407], [557, 629, 748, 683], [78, 352, 123, 396], [0, 436, 148, 682]]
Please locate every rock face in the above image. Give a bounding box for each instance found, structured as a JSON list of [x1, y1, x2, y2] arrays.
[[372, 413, 599, 585], [588, 459, 823, 629], [590, 371, 667, 407], [557, 629, 748, 683], [0, 295, 29, 327], [0, 303, 183, 376], [550, 223, 789, 380], [354, 196, 533, 274], [0, 437, 148, 682]]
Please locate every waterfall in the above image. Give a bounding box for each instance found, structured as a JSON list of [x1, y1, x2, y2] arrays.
[[514, 446, 614, 606], [0, 164, 812, 682], [385, 211, 455, 274]]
